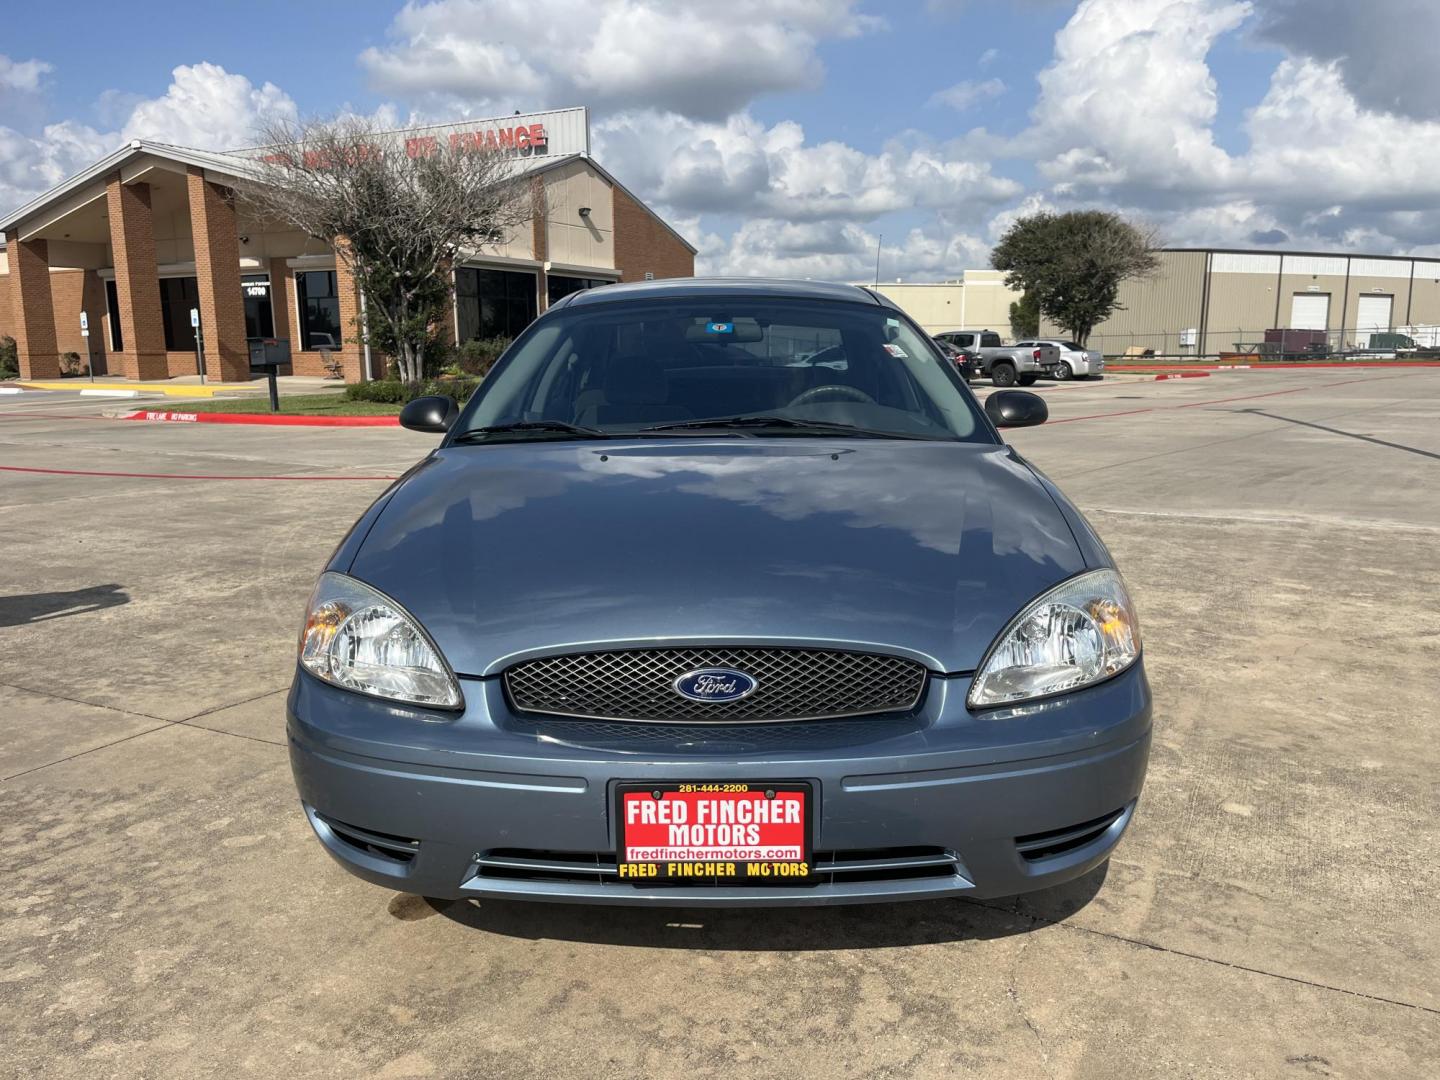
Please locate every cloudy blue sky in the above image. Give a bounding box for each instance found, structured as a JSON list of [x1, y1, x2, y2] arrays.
[[4, 0, 1438, 280]]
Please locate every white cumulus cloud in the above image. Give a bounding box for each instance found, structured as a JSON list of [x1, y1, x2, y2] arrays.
[[1000, 0, 1440, 256], [0, 62, 297, 218], [928, 79, 1006, 112], [596, 110, 1022, 222], [360, 0, 881, 121], [0, 54, 52, 93], [120, 62, 297, 148]]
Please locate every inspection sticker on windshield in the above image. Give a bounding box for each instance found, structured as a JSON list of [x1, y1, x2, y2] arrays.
[[706, 321, 734, 334], [616, 782, 812, 881], [883, 342, 908, 358]]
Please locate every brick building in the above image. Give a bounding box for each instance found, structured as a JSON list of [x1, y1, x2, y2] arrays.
[[0, 107, 695, 382]]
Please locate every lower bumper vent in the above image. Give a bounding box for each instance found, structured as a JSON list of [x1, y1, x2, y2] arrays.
[[315, 812, 420, 865], [475, 846, 960, 887], [1014, 806, 1127, 863]]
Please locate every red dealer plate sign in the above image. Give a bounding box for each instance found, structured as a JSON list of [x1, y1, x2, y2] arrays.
[[615, 782, 813, 882]]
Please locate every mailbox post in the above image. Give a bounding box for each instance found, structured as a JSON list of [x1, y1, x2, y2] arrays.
[[247, 338, 291, 413]]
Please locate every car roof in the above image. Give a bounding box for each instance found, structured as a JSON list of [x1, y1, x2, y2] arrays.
[[550, 276, 895, 311]]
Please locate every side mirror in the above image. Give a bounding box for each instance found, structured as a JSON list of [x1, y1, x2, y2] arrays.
[[399, 395, 459, 433], [985, 390, 1048, 428]]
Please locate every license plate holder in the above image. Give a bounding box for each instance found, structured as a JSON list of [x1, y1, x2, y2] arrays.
[[614, 781, 813, 882]]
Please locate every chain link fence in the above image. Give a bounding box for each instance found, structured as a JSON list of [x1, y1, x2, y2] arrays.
[[1081, 324, 1440, 360]]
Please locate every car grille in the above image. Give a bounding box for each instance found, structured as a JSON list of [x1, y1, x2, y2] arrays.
[[503, 646, 928, 724]]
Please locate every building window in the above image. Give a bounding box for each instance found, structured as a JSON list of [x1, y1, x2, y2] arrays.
[[456, 266, 537, 341], [242, 274, 274, 338], [159, 276, 199, 352], [296, 270, 342, 350], [105, 279, 123, 352], [547, 275, 611, 305]]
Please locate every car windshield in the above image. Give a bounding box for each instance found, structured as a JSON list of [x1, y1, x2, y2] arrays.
[[454, 297, 988, 442]]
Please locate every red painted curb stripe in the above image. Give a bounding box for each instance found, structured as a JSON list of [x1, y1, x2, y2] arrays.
[[121, 409, 400, 427], [0, 464, 399, 482], [1154, 372, 1211, 380]]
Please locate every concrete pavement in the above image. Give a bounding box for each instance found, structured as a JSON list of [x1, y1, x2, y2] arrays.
[[2, 371, 1437, 1078]]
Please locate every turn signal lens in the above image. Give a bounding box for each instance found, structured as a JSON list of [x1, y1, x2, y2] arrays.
[[298, 572, 462, 709], [968, 569, 1140, 709]]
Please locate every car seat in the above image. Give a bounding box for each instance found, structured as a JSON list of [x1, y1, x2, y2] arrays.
[[577, 354, 693, 427]]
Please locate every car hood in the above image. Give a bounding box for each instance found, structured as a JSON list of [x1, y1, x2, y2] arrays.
[[348, 439, 1087, 676]]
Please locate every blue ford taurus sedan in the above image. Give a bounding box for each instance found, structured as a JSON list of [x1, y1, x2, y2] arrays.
[[289, 278, 1150, 906]]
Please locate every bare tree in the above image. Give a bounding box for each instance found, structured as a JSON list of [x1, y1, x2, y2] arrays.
[[236, 116, 534, 382]]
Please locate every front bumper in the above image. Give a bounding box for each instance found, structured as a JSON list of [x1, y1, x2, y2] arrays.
[[288, 663, 1151, 906]]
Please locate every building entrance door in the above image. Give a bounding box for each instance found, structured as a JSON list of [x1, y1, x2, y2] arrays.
[[243, 274, 275, 339]]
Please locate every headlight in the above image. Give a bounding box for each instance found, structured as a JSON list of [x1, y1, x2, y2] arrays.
[[968, 568, 1140, 709], [298, 572, 462, 709]]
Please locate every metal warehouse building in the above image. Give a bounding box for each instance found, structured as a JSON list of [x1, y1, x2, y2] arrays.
[[861, 272, 1022, 335], [0, 107, 694, 382], [1050, 248, 1440, 357]]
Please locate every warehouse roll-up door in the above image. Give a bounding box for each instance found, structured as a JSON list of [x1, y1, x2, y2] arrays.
[[1290, 293, 1330, 330], [1355, 294, 1393, 348]]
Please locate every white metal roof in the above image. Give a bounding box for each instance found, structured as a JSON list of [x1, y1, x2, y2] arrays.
[[0, 137, 694, 255], [0, 139, 270, 233]]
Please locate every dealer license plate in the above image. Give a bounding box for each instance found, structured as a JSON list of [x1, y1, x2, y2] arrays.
[[615, 782, 813, 882]]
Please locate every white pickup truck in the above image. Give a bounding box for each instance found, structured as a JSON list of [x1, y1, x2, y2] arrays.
[[932, 330, 1061, 387]]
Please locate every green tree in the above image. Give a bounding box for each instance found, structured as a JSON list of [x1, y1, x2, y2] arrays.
[[991, 211, 1159, 346], [1008, 291, 1040, 339], [356, 262, 453, 378]]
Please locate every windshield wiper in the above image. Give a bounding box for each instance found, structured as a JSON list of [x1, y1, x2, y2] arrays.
[[639, 415, 931, 439], [451, 420, 608, 442]]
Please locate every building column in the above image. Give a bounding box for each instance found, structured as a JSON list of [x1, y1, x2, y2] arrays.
[[531, 176, 549, 314], [268, 257, 294, 373], [105, 176, 167, 379], [187, 167, 249, 382], [333, 241, 363, 382], [5, 231, 60, 378]]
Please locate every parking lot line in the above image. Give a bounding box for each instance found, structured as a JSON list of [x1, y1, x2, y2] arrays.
[[1049, 371, 1421, 425]]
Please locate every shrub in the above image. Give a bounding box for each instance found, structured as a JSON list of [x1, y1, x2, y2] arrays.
[[344, 377, 482, 405], [456, 336, 510, 378], [345, 380, 410, 403], [425, 376, 481, 403], [0, 336, 17, 380], [60, 351, 85, 377]]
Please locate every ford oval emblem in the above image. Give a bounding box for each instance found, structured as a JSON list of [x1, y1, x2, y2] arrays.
[[673, 668, 759, 703]]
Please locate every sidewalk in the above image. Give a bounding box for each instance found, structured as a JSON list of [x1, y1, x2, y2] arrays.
[[15, 374, 345, 398]]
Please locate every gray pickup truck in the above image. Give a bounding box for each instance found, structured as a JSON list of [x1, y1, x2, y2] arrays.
[[933, 330, 1061, 387]]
